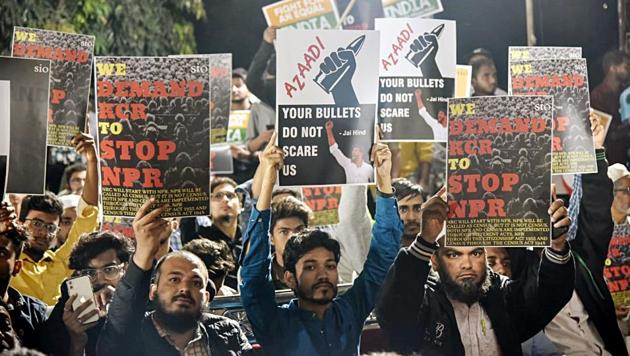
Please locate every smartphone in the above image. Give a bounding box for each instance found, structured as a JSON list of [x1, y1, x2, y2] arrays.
[[67, 276, 99, 324]]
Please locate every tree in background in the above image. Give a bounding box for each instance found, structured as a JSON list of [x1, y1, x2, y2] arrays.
[[0, 0, 205, 56]]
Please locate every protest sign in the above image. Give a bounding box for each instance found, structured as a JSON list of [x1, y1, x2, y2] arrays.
[[227, 110, 251, 145], [12, 27, 95, 147], [446, 95, 553, 247], [211, 144, 234, 175], [0, 81, 9, 201], [375, 18, 455, 141], [455, 64, 472, 98], [263, 0, 340, 29], [101, 216, 135, 239], [382, 0, 443, 18], [510, 58, 596, 174], [604, 224, 630, 307], [508, 46, 582, 94], [276, 29, 379, 186], [302, 186, 341, 225], [0, 57, 50, 195], [209, 54, 231, 144], [590, 107, 613, 139], [95, 56, 211, 217], [508, 46, 582, 63], [171, 54, 231, 144], [336, 0, 384, 30]]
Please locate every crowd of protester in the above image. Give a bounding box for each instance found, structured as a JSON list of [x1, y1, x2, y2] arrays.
[[0, 26, 629, 356]]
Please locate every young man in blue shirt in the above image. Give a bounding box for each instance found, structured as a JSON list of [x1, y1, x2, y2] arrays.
[[239, 133, 403, 355]]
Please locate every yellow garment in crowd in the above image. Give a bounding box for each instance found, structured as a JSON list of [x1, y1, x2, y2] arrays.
[[11, 201, 99, 305], [398, 142, 433, 179]]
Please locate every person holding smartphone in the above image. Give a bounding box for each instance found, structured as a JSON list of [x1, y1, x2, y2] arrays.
[[36, 231, 134, 356]]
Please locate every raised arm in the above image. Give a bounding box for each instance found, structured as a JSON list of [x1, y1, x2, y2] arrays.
[[239, 134, 284, 345], [247, 27, 276, 107], [97, 199, 171, 355], [509, 198, 575, 341], [574, 116, 613, 267], [326, 121, 352, 169], [74, 133, 98, 206], [338, 143, 402, 323], [376, 187, 447, 354]]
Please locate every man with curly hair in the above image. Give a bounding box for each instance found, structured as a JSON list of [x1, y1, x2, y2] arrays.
[[37, 231, 134, 356], [182, 239, 237, 296]]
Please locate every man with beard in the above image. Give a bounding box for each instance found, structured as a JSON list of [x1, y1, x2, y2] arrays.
[[376, 188, 575, 355], [97, 199, 251, 355], [37, 231, 134, 356], [11, 133, 99, 305], [393, 178, 427, 248], [240, 134, 402, 355]]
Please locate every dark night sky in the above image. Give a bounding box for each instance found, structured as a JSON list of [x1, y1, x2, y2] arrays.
[[195, 0, 619, 89]]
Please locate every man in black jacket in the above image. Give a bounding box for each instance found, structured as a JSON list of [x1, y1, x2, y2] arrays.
[[376, 188, 575, 355], [97, 199, 251, 355], [542, 120, 628, 355]]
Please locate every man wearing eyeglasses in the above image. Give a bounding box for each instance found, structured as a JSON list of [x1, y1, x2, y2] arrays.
[[10, 133, 100, 305], [180, 177, 244, 290], [37, 231, 134, 356]]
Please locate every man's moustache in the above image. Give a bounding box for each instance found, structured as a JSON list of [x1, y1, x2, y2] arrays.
[[313, 282, 335, 290]]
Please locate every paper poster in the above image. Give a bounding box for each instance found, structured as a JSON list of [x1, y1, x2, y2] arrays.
[[510, 58, 596, 175], [276, 30, 379, 186], [336, 0, 384, 30], [0, 57, 50, 195], [12, 27, 95, 147], [455, 64, 472, 98], [211, 144, 234, 175], [302, 186, 341, 225], [446, 96, 553, 247], [508, 46, 582, 94], [101, 216, 135, 239], [95, 56, 211, 217], [508, 46, 582, 63], [382, 0, 443, 18], [227, 110, 251, 145], [590, 107, 613, 139], [0, 81, 9, 201], [263, 0, 340, 29], [604, 224, 630, 307], [171, 54, 232, 144], [376, 18, 456, 141]]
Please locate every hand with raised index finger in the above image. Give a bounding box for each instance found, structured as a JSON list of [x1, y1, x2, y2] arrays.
[[260, 131, 284, 173]]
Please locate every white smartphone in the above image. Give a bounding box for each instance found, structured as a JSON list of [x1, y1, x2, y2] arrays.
[[67, 276, 99, 324]]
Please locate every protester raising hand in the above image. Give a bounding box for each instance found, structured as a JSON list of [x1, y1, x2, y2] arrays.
[[419, 186, 447, 244], [589, 113, 605, 149], [371, 142, 393, 194], [256, 132, 284, 211], [549, 185, 571, 251], [71, 133, 98, 206], [132, 199, 171, 271]]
